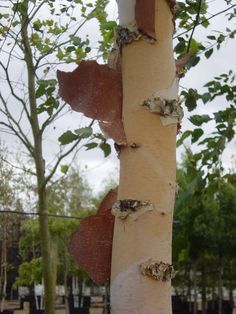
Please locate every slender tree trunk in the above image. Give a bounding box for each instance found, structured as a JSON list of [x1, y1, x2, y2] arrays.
[[0, 213, 7, 312], [193, 265, 198, 314], [20, 3, 55, 313], [218, 263, 223, 314], [111, 1, 177, 313], [202, 265, 207, 314], [63, 247, 70, 314], [228, 263, 234, 310]]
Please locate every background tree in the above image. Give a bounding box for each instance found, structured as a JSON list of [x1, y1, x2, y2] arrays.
[[0, 143, 25, 311], [173, 149, 236, 314], [16, 165, 94, 313], [0, 1, 113, 312]]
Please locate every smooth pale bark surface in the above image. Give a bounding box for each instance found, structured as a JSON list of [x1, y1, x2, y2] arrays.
[[111, 0, 177, 313]]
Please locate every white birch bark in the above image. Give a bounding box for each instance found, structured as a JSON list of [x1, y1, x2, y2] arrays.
[[111, 1, 177, 313]]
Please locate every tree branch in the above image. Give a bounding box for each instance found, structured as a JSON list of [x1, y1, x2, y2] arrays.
[[0, 155, 36, 176], [28, 0, 48, 23], [40, 102, 67, 134], [34, 1, 106, 68], [44, 119, 94, 187], [186, 0, 203, 53], [0, 121, 34, 157], [0, 93, 34, 155], [0, 61, 31, 122]]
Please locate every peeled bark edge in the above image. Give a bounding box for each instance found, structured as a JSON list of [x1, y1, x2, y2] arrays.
[[69, 189, 117, 285], [135, 0, 156, 39], [57, 61, 127, 145]]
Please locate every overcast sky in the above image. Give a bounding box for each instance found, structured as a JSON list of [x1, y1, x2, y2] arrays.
[[1, 0, 235, 194]]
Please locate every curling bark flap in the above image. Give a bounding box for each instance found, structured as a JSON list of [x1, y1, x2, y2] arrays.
[[57, 61, 127, 145], [116, 0, 156, 39], [69, 189, 117, 285], [117, 0, 176, 39], [141, 78, 183, 126]]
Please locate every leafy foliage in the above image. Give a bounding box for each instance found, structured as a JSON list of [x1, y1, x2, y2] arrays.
[[178, 70, 236, 173], [17, 166, 95, 286], [173, 150, 236, 301]]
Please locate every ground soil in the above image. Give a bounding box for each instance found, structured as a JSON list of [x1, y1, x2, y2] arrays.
[[3, 300, 103, 314]]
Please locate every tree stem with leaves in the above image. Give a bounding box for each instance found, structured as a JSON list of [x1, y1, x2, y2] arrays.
[[20, 2, 55, 313]]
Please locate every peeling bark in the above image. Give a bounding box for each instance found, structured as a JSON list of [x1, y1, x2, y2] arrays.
[[99, 120, 127, 146], [135, 0, 156, 39], [69, 189, 117, 285], [142, 96, 183, 125], [57, 61, 127, 144], [57, 61, 122, 121], [175, 53, 192, 78], [165, 0, 176, 27], [112, 199, 153, 220]]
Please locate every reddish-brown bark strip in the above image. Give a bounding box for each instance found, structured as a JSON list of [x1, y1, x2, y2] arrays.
[[57, 61, 127, 145], [165, 0, 176, 26], [175, 52, 192, 78], [57, 61, 122, 121], [99, 120, 127, 146], [69, 189, 117, 285], [135, 0, 156, 39], [165, 0, 176, 12], [135, 0, 176, 37]]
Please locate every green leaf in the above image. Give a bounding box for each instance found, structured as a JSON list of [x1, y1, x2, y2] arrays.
[[191, 128, 204, 143], [70, 35, 82, 46], [100, 21, 117, 30], [60, 164, 69, 174], [38, 79, 57, 87], [189, 115, 211, 126], [58, 131, 78, 145], [201, 93, 211, 104], [35, 85, 46, 98], [33, 20, 42, 32], [85, 142, 98, 150], [177, 130, 192, 147], [13, 2, 28, 14], [207, 35, 216, 40], [178, 249, 188, 262], [85, 47, 91, 53], [99, 143, 111, 157], [57, 48, 64, 60], [174, 41, 186, 54], [205, 48, 213, 59], [187, 55, 200, 68], [188, 39, 200, 54], [183, 89, 200, 111], [74, 126, 93, 138]]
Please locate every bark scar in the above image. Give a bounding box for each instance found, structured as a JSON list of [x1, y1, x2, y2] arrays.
[[112, 199, 153, 220], [140, 259, 176, 281], [115, 23, 155, 49], [142, 97, 183, 126]]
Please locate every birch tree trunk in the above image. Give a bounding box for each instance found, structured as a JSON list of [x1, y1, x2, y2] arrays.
[[111, 0, 177, 313]]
